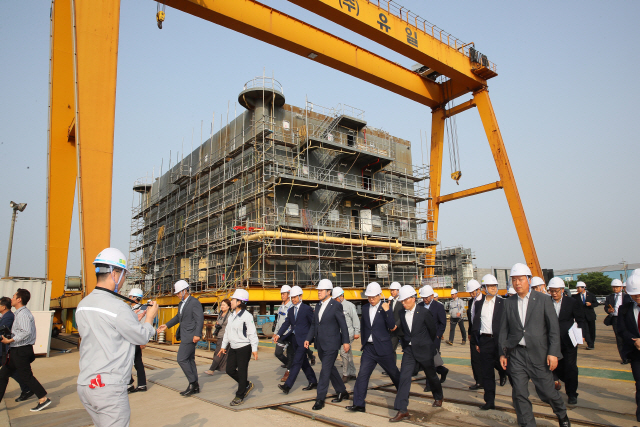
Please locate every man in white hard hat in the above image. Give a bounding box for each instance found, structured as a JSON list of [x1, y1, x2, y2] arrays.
[[615, 274, 640, 422], [275, 286, 318, 395], [158, 280, 204, 396], [388, 282, 404, 353], [466, 279, 484, 390], [127, 288, 148, 394], [446, 289, 467, 346], [499, 263, 569, 427], [508, 287, 517, 296], [304, 279, 350, 410], [572, 281, 597, 349], [75, 248, 159, 426], [470, 274, 507, 410], [333, 287, 360, 383], [416, 285, 448, 390], [390, 285, 443, 422], [604, 278, 632, 363], [548, 277, 586, 405], [346, 282, 400, 413], [531, 277, 548, 295]]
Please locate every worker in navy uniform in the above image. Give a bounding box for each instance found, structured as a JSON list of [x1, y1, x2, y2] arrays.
[[275, 286, 318, 394], [604, 279, 632, 363], [470, 274, 507, 410], [414, 285, 448, 390], [346, 282, 400, 413], [157, 280, 205, 396], [572, 281, 597, 350], [615, 273, 640, 422], [390, 285, 443, 422], [548, 277, 586, 405], [499, 263, 569, 427], [304, 279, 350, 411], [467, 279, 484, 390]]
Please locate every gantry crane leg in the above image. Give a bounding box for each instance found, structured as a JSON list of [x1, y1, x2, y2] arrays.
[[425, 107, 446, 278]]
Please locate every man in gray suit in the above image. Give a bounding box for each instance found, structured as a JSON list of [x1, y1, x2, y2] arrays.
[[158, 280, 204, 396], [499, 263, 570, 427]]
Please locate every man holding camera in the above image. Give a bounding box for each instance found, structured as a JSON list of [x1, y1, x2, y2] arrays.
[[0, 289, 50, 411]]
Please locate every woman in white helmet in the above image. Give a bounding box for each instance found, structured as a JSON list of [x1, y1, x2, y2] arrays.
[[217, 289, 259, 406]]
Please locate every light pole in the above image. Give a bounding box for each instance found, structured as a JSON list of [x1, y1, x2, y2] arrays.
[[5, 201, 27, 278]]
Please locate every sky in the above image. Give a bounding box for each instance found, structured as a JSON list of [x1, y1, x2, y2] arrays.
[[1, 0, 639, 279]]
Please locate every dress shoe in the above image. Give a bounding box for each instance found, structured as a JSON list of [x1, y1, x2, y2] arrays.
[[568, 396, 577, 405], [479, 403, 495, 410], [331, 392, 349, 403], [281, 364, 287, 368], [302, 383, 318, 391], [499, 376, 507, 387], [469, 383, 483, 390], [446, 340, 453, 346], [15, 391, 34, 402], [281, 371, 290, 382], [128, 385, 147, 393], [389, 411, 410, 422], [439, 367, 449, 384], [558, 415, 571, 427], [310, 355, 316, 366], [128, 377, 134, 386], [432, 399, 443, 407], [179, 384, 192, 396], [342, 375, 350, 383], [346, 405, 365, 412], [278, 384, 291, 395], [621, 359, 630, 365], [183, 382, 200, 397], [585, 346, 594, 350], [423, 385, 431, 393], [349, 375, 357, 381], [554, 381, 561, 391], [312, 400, 325, 410], [381, 371, 389, 376], [461, 340, 467, 345]]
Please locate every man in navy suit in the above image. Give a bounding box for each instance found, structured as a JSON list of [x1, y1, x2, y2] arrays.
[[415, 285, 449, 388], [617, 274, 640, 422], [467, 280, 484, 390], [0, 297, 30, 402], [305, 279, 350, 411], [604, 279, 632, 363], [572, 282, 598, 349], [275, 286, 317, 394], [346, 282, 400, 413]]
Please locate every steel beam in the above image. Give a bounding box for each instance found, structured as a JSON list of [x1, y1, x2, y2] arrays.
[[444, 99, 476, 118], [437, 181, 503, 204], [425, 107, 446, 277], [160, 0, 444, 108]]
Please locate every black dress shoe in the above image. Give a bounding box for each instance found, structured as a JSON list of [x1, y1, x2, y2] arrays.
[[179, 384, 192, 396], [479, 403, 495, 410], [568, 395, 577, 405], [15, 391, 34, 402], [381, 371, 389, 376], [346, 405, 365, 412], [468, 383, 483, 390], [281, 364, 287, 368], [183, 382, 200, 396], [302, 383, 318, 391], [310, 355, 316, 366], [331, 392, 349, 403], [558, 415, 571, 427], [278, 384, 291, 395], [439, 367, 449, 384], [499, 376, 507, 387], [312, 400, 325, 410]]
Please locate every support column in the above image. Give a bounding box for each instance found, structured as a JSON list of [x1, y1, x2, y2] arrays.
[[47, 0, 77, 299], [473, 89, 541, 277], [425, 107, 446, 278], [72, 0, 121, 294]]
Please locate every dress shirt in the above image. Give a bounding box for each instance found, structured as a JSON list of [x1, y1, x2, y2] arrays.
[[179, 295, 189, 315], [405, 304, 416, 345], [480, 296, 496, 334], [11, 306, 37, 348], [613, 293, 623, 316], [553, 297, 563, 317], [368, 302, 380, 343], [471, 294, 482, 321], [424, 301, 432, 309], [634, 303, 640, 329], [517, 292, 531, 346], [318, 297, 331, 321]]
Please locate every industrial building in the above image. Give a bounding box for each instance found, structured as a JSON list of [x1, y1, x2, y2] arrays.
[[556, 263, 640, 283], [432, 246, 474, 291], [126, 77, 435, 298]]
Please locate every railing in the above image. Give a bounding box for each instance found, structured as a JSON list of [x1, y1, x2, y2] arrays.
[[303, 124, 392, 158], [243, 76, 284, 94]]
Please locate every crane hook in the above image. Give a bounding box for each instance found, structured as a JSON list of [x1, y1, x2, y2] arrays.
[[156, 10, 165, 29]]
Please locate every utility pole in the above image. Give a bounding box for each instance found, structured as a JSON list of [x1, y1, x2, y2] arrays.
[[5, 202, 27, 278]]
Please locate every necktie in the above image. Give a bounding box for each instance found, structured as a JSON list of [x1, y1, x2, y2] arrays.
[[294, 306, 298, 320], [582, 293, 586, 305]]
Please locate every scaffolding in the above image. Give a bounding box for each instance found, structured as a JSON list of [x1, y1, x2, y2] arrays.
[[433, 246, 475, 291], [126, 76, 437, 298]]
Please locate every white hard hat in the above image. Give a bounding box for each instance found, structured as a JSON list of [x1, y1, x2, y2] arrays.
[[317, 279, 333, 290], [280, 285, 292, 293], [611, 279, 623, 288], [365, 282, 382, 297], [332, 287, 345, 298], [398, 285, 417, 301], [173, 280, 189, 294], [128, 288, 143, 298], [576, 281, 586, 288], [627, 275, 640, 296], [510, 263, 532, 277], [481, 274, 499, 286], [466, 279, 481, 293], [93, 247, 128, 271], [531, 277, 545, 287], [290, 286, 303, 298], [547, 277, 565, 289], [231, 288, 250, 302], [508, 287, 517, 295], [390, 282, 402, 290], [420, 285, 434, 298], [450, 289, 458, 295], [634, 268, 640, 276]]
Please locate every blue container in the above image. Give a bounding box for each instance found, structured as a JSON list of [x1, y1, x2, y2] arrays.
[[256, 314, 276, 334]]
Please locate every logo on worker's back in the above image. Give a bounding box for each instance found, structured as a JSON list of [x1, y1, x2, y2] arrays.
[[339, 0, 359, 16]]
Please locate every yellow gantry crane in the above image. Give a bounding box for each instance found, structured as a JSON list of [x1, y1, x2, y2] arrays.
[[46, 0, 541, 303]]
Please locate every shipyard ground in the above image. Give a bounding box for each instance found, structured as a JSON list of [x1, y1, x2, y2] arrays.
[[0, 321, 636, 427]]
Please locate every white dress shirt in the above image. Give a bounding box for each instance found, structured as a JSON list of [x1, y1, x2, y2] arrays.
[[368, 302, 380, 342], [405, 304, 417, 345], [517, 292, 531, 346], [179, 295, 189, 315], [613, 293, 624, 316], [634, 303, 640, 328], [318, 297, 331, 321], [471, 294, 482, 321], [480, 296, 496, 335], [553, 297, 563, 317]]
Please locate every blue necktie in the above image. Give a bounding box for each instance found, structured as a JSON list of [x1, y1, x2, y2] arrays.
[[294, 306, 298, 320], [582, 293, 586, 305]]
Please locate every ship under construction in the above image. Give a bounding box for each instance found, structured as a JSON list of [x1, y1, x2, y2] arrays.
[[127, 77, 436, 304]]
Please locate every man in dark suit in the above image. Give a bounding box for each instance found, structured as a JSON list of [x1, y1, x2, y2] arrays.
[[548, 278, 586, 405], [499, 263, 569, 427], [305, 279, 350, 411], [388, 282, 404, 352], [0, 297, 31, 401], [470, 275, 507, 410], [572, 281, 597, 349], [615, 274, 640, 422], [275, 286, 317, 394], [346, 282, 400, 413], [604, 279, 632, 363], [158, 280, 204, 396], [466, 280, 484, 390], [415, 285, 448, 389], [390, 285, 443, 422]]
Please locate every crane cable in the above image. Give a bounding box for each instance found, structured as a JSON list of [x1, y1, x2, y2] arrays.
[[441, 77, 462, 185], [156, 3, 166, 29]]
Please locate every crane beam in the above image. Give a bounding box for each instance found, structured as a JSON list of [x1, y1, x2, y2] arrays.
[[159, 0, 444, 108]]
